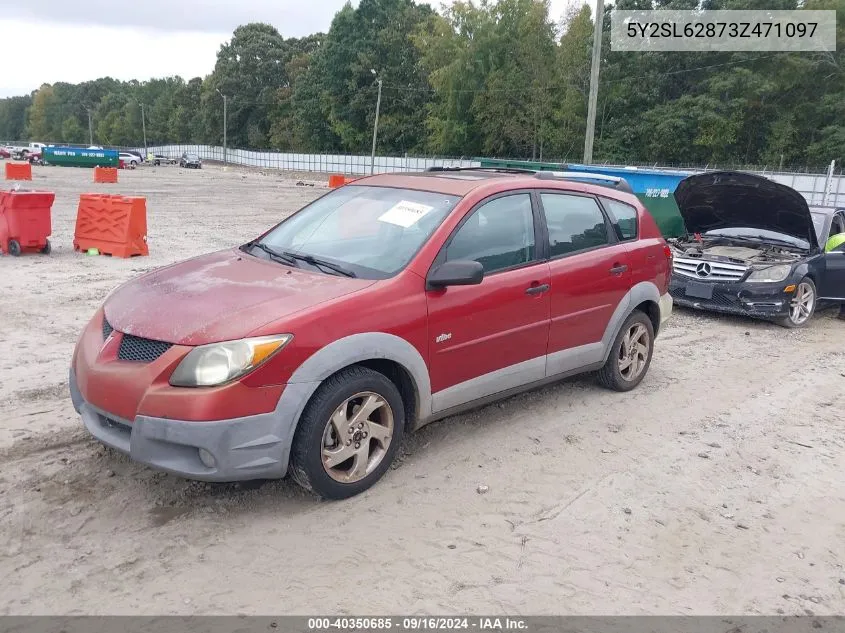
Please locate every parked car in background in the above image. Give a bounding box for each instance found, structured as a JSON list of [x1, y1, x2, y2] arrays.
[[118, 152, 140, 167], [668, 171, 845, 328], [180, 152, 202, 169], [0, 147, 10, 159], [151, 154, 177, 166], [70, 167, 673, 499]]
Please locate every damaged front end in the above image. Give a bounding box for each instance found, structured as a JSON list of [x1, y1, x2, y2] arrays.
[[668, 171, 818, 321], [668, 235, 807, 317]]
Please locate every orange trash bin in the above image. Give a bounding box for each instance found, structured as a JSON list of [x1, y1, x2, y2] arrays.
[[0, 189, 55, 256]]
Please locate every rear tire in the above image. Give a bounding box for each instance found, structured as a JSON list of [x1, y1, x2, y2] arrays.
[[40, 239, 51, 255], [289, 366, 405, 500], [8, 240, 21, 257], [597, 310, 655, 392]]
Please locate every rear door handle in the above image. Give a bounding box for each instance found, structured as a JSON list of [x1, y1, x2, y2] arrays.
[[525, 283, 550, 295], [609, 264, 628, 275]]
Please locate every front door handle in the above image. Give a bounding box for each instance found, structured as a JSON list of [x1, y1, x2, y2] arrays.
[[609, 264, 628, 275], [525, 283, 550, 296]]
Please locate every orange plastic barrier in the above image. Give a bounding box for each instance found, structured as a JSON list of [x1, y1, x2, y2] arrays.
[[93, 167, 118, 183], [73, 194, 148, 258], [328, 174, 346, 188], [5, 162, 32, 181]]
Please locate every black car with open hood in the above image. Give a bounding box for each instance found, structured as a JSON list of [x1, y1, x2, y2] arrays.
[[668, 171, 845, 328]]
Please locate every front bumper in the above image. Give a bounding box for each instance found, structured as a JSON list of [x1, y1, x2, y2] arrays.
[[669, 275, 793, 319], [70, 368, 300, 482]]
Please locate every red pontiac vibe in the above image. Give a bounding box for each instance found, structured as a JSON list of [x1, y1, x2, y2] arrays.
[[70, 168, 673, 499]]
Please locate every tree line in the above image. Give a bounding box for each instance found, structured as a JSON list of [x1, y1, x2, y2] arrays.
[[0, 0, 842, 170]]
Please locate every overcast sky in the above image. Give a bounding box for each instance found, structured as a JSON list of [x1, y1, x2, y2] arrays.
[[1, 0, 586, 98]]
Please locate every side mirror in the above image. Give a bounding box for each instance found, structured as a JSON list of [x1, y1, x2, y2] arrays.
[[427, 260, 484, 289]]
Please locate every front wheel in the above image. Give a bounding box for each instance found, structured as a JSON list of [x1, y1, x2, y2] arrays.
[[597, 310, 655, 392], [8, 239, 21, 256], [290, 366, 405, 500], [778, 277, 816, 328], [40, 239, 51, 255]]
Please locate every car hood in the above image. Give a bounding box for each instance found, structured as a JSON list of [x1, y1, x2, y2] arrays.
[[673, 171, 818, 248], [104, 249, 376, 345]]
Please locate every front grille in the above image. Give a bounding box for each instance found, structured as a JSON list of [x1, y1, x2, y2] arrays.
[[673, 257, 747, 282], [102, 318, 114, 340], [118, 334, 173, 362]]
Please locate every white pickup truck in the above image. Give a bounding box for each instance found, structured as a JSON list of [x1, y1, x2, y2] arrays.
[[9, 142, 46, 161]]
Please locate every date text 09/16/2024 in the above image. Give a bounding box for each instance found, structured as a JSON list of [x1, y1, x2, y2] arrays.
[[307, 617, 529, 631]]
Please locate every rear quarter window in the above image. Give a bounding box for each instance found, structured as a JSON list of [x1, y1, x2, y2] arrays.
[[601, 197, 639, 241]]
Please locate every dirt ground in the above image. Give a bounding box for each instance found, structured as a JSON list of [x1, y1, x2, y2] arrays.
[[1, 163, 844, 616]]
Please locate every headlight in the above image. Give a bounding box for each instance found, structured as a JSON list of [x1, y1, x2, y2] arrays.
[[169, 334, 292, 387], [747, 264, 792, 283]]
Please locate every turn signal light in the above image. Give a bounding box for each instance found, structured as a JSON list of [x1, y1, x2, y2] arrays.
[[783, 284, 796, 293]]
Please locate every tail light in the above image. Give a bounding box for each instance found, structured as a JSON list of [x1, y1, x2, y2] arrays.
[[663, 245, 672, 260]]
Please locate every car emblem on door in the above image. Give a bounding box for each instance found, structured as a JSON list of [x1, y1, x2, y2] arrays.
[[436, 333, 452, 343], [695, 262, 712, 278]]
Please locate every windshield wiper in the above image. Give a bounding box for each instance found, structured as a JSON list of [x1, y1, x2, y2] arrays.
[[249, 241, 299, 266], [281, 251, 357, 278]]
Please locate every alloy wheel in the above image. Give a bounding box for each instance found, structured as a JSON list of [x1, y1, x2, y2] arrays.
[[617, 323, 650, 381], [789, 282, 815, 325], [321, 392, 395, 484]]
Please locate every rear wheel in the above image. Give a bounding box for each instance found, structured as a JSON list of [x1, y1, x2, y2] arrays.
[[40, 239, 51, 255], [8, 240, 21, 257], [778, 277, 816, 328], [597, 310, 655, 392], [290, 366, 405, 500]]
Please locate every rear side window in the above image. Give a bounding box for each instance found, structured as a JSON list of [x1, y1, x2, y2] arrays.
[[446, 194, 536, 273], [540, 194, 610, 257], [601, 197, 639, 241]]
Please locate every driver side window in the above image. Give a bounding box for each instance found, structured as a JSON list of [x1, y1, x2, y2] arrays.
[[445, 194, 536, 274]]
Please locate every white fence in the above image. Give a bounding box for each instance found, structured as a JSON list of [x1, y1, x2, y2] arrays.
[[146, 145, 480, 175], [145, 144, 845, 208]]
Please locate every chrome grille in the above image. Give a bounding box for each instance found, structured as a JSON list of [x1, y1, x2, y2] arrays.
[[118, 334, 172, 362], [673, 257, 747, 282]]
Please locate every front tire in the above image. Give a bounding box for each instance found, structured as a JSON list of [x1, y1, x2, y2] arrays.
[[778, 277, 816, 328], [8, 239, 21, 256], [290, 366, 405, 500], [40, 239, 51, 255], [597, 310, 655, 392]]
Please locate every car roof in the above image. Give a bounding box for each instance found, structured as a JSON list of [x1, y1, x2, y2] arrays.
[[355, 168, 637, 201]]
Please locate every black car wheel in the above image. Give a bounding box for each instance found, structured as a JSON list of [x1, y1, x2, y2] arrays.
[[8, 240, 21, 256], [778, 277, 816, 328], [290, 366, 405, 500]]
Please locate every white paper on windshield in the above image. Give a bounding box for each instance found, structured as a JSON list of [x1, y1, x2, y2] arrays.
[[378, 201, 435, 228]]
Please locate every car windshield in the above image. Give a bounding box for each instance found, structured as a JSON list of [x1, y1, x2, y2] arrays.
[[186, 154, 199, 160], [253, 185, 460, 279], [703, 227, 810, 250]]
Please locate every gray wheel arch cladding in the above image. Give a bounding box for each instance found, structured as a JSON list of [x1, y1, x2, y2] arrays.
[[599, 281, 662, 363], [273, 332, 432, 470], [271, 287, 659, 474]]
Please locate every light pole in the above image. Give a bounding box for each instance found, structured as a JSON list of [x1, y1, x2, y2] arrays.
[[140, 103, 148, 158], [583, 0, 605, 165], [86, 108, 94, 146], [370, 70, 382, 175], [216, 88, 228, 164]]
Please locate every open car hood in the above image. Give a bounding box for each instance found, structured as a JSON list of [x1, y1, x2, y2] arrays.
[[674, 171, 818, 249]]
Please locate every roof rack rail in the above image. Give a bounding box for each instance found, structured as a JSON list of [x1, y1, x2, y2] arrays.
[[534, 171, 633, 193], [425, 166, 538, 175]]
